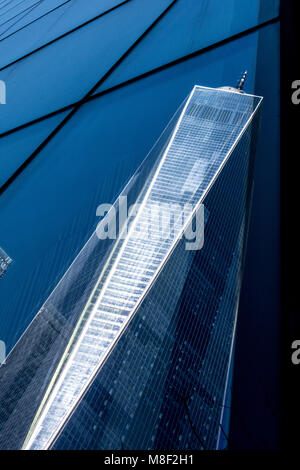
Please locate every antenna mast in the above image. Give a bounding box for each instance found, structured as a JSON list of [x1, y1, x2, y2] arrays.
[[237, 70, 248, 91]]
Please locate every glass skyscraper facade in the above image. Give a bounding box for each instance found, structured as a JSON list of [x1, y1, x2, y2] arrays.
[[0, 0, 280, 450], [0, 84, 262, 449]]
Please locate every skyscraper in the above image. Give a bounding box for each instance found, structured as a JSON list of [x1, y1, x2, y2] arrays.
[[0, 84, 262, 450]]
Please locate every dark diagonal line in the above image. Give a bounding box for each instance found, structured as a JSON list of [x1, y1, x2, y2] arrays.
[[0, 0, 179, 195], [91, 16, 280, 96]]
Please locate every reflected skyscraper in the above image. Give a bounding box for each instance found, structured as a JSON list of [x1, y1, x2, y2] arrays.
[[0, 84, 262, 450], [0, 247, 12, 280]]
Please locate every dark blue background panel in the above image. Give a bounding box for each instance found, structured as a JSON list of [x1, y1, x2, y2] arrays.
[[0, 0, 172, 134], [229, 20, 280, 450], [0, 0, 125, 64], [0, 29, 261, 352], [95, 0, 279, 93], [0, 112, 68, 186]]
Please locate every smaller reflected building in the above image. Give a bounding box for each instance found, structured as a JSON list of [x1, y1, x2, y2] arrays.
[[0, 247, 12, 280]]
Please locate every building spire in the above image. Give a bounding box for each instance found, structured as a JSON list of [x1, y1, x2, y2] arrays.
[[237, 70, 247, 91], [218, 71, 248, 94]]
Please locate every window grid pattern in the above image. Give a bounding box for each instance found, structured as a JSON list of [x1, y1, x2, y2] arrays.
[[52, 113, 260, 450], [24, 86, 261, 449]]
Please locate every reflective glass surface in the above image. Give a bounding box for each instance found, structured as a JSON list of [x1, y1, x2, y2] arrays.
[[0, 0, 172, 133], [0, 0, 123, 62], [0, 112, 68, 186], [95, 0, 279, 93]]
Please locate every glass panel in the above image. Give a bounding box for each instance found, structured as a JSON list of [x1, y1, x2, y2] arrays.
[[0, 0, 172, 133], [0, 112, 68, 186], [0, 0, 123, 57], [94, 0, 279, 93]]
